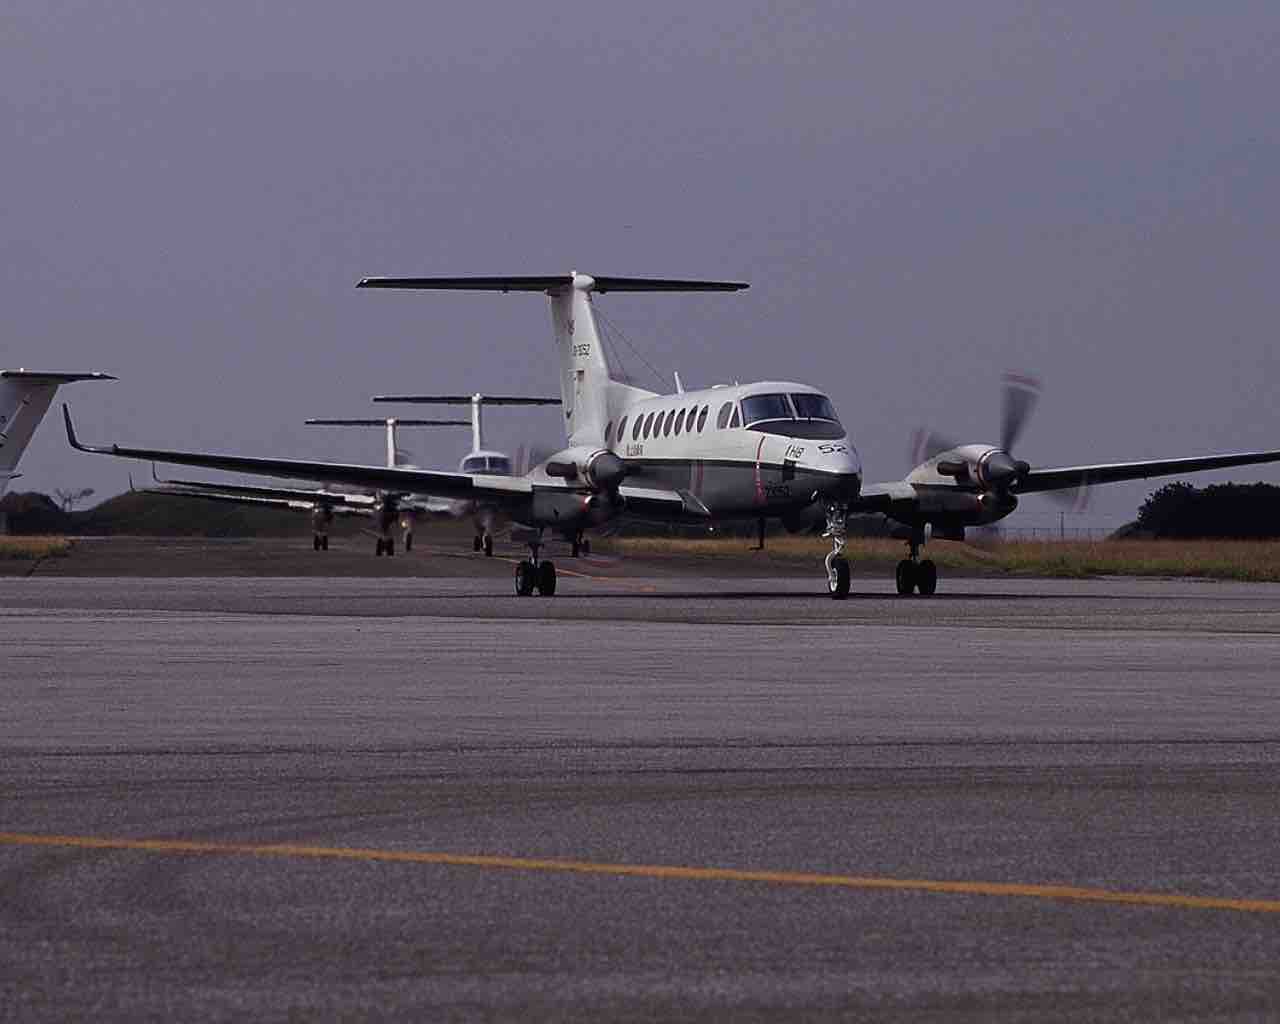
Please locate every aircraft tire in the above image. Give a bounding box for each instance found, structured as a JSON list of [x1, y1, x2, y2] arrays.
[[473, 535, 482, 552], [571, 539, 580, 558], [321, 536, 329, 551], [386, 537, 395, 557], [515, 560, 536, 596], [537, 560, 557, 596], [313, 535, 321, 551], [895, 559, 916, 596], [376, 539, 384, 557], [828, 557, 850, 600], [405, 534, 413, 552], [483, 535, 494, 557], [917, 559, 938, 596], [582, 539, 591, 555]]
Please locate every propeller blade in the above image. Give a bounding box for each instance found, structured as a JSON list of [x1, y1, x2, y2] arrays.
[[909, 428, 960, 468], [1001, 373, 1042, 453], [1041, 483, 1091, 514]]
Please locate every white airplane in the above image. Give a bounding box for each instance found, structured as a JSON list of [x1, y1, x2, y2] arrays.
[[63, 271, 1280, 597], [366, 392, 562, 555], [142, 416, 470, 553], [2, 369, 114, 502]]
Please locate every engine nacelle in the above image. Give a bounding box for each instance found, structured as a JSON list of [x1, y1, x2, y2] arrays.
[[544, 446, 627, 493]]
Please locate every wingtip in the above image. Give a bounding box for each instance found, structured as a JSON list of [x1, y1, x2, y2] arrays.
[[62, 403, 81, 449]]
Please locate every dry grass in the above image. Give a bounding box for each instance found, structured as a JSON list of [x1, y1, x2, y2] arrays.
[[0, 536, 73, 561], [607, 535, 1280, 581]]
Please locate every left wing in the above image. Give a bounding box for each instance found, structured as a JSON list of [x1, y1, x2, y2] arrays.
[[65, 406, 532, 503], [1015, 449, 1280, 495]]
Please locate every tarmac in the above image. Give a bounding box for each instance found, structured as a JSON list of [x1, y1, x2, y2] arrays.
[[3, 537, 1280, 1020]]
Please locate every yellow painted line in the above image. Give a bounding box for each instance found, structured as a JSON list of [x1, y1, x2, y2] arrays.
[[2, 831, 1277, 914]]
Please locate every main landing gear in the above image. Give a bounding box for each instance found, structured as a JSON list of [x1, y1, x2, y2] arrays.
[[895, 529, 937, 596], [570, 529, 591, 558], [376, 535, 395, 557], [312, 534, 329, 551], [514, 531, 556, 597], [473, 533, 494, 556], [824, 503, 850, 600]]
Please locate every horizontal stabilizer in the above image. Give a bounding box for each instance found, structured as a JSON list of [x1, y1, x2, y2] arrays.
[[1, 370, 116, 382], [305, 418, 470, 427], [357, 275, 748, 294], [370, 395, 561, 406]]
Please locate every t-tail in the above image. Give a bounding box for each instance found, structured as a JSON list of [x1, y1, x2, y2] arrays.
[[304, 417, 470, 468], [1, 370, 115, 496], [369, 393, 563, 455], [357, 273, 748, 445]]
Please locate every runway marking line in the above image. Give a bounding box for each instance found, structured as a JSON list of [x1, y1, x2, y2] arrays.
[[2, 831, 1278, 915]]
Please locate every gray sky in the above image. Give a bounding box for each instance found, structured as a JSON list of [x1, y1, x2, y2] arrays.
[[6, 1, 1279, 528]]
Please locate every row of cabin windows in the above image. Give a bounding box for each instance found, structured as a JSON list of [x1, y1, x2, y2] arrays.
[[604, 401, 743, 447]]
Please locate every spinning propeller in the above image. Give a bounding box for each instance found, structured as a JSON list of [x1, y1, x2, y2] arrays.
[[909, 374, 1088, 510]]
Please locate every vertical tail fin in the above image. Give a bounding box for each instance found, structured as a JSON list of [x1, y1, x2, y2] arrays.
[[356, 273, 747, 446], [1, 371, 114, 495]]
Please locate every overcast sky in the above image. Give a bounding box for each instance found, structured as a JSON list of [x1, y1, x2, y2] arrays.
[[6, 1, 1279, 528]]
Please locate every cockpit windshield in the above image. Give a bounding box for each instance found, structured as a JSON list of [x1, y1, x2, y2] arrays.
[[741, 393, 793, 425], [791, 393, 839, 422], [487, 456, 511, 474], [739, 390, 844, 439]]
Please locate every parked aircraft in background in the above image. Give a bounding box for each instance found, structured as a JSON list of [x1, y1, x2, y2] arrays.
[[2, 369, 114, 501], [143, 417, 468, 553], [63, 271, 1280, 597], [366, 392, 561, 555]]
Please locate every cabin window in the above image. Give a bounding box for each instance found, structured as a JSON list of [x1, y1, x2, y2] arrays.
[[632, 416, 642, 441], [716, 402, 732, 429], [741, 393, 793, 426], [662, 410, 674, 437], [697, 405, 709, 432], [617, 416, 627, 444], [674, 409, 686, 435], [644, 412, 655, 439], [604, 421, 614, 446], [729, 406, 741, 428]]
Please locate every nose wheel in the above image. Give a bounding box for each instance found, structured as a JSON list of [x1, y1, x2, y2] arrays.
[[823, 503, 851, 599], [515, 532, 557, 597]]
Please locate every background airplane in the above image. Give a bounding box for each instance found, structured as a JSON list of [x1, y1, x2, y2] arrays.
[[63, 271, 1280, 597], [2, 370, 114, 505], [366, 392, 561, 555], [142, 417, 468, 553]]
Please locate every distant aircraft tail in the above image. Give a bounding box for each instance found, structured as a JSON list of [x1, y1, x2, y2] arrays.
[[357, 273, 747, 446], [304, 417, 469, 468], [1, 370, 114, 494], [369, 393, 560, 453]]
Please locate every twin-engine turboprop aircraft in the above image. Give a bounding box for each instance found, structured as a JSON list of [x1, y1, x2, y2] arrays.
[[63, 271, 1280, 597]]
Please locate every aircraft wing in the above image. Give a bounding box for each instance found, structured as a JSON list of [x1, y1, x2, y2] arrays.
[[148, 468, 380, 508], [65, 406, 533, 504], [618, 486, 712, 519], [851, 482, 912, 514], [1015, 449, 1280, 495], [138, 487, 363, 515]]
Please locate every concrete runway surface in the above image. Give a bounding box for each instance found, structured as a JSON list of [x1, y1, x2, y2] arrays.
[[3, 542, 1280, 1020]]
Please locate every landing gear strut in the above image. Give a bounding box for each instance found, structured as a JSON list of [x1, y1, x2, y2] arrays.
[[570, 530, 591, 558], [515, 531, 556, 597], [824, 503, 850, 600], [895, 529, 937, 596], [376, 536, 395, 557]]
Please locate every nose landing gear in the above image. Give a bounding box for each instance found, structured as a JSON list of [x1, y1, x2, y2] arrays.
[[824, 503, 850, 600], [895, 529, 937, 596], [570, 529, 591, 558], [515, 531, 556, 597]]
